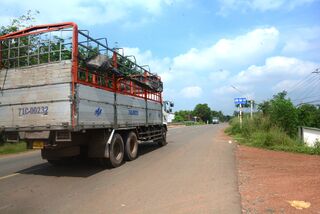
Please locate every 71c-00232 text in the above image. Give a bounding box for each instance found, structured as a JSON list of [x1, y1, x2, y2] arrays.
[[19, 106, 49, 116]]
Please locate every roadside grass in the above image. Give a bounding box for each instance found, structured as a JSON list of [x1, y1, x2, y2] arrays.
[[0, 142, 28, 155], [226, 116, 320, 155], [184, 121, 206, 126]]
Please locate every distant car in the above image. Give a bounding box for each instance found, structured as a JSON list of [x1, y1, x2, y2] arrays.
[[212, 117, 219, 124]]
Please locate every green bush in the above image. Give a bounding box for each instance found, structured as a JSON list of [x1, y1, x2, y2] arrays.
[[184, 121, 205, 126], [313, 140, 320, 155], [0, 142, 27, 155], [225, 118, 241, 135], [248, 127, 296, 148], [226, 115, 319, 155], [258, 91, 299, 137], [226, 114, 272, 137]]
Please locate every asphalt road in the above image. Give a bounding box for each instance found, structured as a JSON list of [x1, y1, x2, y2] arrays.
[[0, 124, 241, 214]]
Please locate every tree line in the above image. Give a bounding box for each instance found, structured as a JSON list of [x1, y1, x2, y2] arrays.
[[173, 103, 230, 123]]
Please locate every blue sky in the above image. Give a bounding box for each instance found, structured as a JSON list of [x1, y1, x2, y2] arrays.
[[1, 0, 320, 114]]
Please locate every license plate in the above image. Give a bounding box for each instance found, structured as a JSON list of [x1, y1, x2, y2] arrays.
[[33, 141, 44, 149]]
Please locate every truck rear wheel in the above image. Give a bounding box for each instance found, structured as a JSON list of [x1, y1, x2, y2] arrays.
[[101, 133, 124, 168], [124, 131, 138, 161], [157, 128, 167, 147]]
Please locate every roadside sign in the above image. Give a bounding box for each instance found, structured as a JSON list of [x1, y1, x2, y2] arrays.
[[234, 97, 247, 105]]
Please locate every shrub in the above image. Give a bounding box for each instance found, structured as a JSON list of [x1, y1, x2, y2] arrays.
[[313, 140, 320, 155], [227, 114, 319, 155], [0, 141, 27, 154], [225, 118, 241, 135], [248, 127, 296, 148]]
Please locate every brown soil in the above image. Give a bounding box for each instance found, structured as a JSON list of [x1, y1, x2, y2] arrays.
[[237, 145, 320, 213]]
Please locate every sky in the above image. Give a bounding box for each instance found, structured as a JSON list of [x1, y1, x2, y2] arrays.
[[1, 0, 320, 114]]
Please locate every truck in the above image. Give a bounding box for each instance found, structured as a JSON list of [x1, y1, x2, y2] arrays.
[[0, 22, 172, 167], [212, 117, 219, 124]]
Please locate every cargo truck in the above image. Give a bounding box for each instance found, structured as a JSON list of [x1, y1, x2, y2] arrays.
[[0, 22, 171, 167]]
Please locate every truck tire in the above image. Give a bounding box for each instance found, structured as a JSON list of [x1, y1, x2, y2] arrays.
[[124, 131, 138, 161], [104, 133, 124, 168], [157, 128, 167, 147]]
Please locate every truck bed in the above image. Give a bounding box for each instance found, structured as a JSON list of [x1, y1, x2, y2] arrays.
[[77, 85, 162, 129], [0, 61, 162, 131], [0, 61, 72, 131]]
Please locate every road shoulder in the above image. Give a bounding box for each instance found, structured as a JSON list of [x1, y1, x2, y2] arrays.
[[237, 145, 320, 213]]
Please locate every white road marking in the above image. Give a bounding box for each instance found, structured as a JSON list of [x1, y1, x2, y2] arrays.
[[0, 165, 47, 181], [0, 173, 20, 180]]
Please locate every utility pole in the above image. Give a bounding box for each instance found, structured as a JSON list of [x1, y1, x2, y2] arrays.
[[239, 103, 242, 128], [250, 100, 253, 119]]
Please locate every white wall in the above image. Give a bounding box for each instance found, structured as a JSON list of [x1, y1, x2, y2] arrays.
[[302, 127, 320, 147]]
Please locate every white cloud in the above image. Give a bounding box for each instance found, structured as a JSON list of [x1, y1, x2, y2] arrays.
[[0, 0, 184, 26], [125, 26, 279, 99], [172, 27, 279, 72], [282, 26, 320, 56], [180, 86, 202, 98], [209, 69, 230, 82], [234, 56, 319, 84], [213, 85, 253, 96], [272, 80, 300, 92], [113, 28, 318, 114], [120, 27, 281, 107], [218, 0, 316, 14], [211, 56, 320, 110]]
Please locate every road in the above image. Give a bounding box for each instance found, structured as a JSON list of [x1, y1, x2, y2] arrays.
[[0, 124, 241, 214]]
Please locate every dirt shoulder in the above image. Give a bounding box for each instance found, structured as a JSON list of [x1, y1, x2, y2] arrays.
[[237, 145, 320, 213]]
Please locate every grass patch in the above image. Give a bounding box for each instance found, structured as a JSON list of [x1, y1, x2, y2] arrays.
[[0, 142, 28, 155], [226, 116, 320, 155], [184, 121, 206, 126]]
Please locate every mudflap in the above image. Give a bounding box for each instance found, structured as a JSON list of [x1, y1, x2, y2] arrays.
[[87, 130, 111, 158]]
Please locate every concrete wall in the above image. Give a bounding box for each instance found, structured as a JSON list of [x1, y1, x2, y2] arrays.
[[301, 127, 320, 147]]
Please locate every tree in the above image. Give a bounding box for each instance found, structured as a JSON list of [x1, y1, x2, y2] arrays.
[[193, 103, 212, 123], [297, 104, 320, 128], [212, 110, 225, 122], [173, 110, 193, 122], [269, 91, 298, 137], [0, 10, 39, 36], [297, 104, 318, 127], [258, 100, 271, 115]]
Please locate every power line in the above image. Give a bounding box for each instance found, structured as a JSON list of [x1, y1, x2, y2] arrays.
[[231, 85, 244, 95], [288, 68, 320, 105], [287, 73, 314, 94], [294, 76, 319, 101]]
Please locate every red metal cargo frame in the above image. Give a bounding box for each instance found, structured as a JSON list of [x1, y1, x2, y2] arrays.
[[0, 22, 162, 128]]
